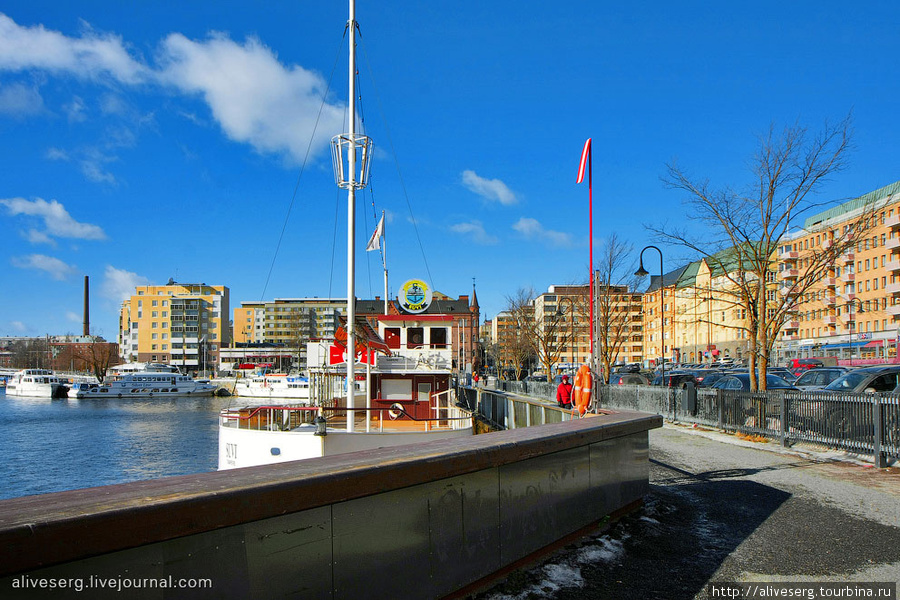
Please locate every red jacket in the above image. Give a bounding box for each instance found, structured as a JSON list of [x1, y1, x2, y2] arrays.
[[556, 382, 573, 405]]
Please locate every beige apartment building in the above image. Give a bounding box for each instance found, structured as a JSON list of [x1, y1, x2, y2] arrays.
[[118, 282, 230, 370], [641, 255, 752, 366], [776, 181, 900, 364]]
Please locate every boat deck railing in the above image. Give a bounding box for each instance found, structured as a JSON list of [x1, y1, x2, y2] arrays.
[[220, 400, 473, 433]]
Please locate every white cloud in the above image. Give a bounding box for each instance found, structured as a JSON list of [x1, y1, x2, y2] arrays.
[[461, 170, 517, 205], [0, 81, 44, 116], [1, 197, 107, 242], [512, 217, 573, 247], [157, 32, 344, 163], [64, 95, 87, 122], [0, 14, 149, 84], [450, 220, 498, 245], [66, 311, 81, 323], [102, 265, 150, 303], [0, 13, 347, 168], [9, 321, 27, 333], [46, 147, 70, 161], [11, 254, 78, 280]]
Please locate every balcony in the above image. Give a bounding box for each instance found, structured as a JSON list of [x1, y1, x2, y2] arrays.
[[780, 269, 799, 280], [840, 252, 854, 264], [887, 213, 900, 228], [888, 260, 900, 272], [887, 237, 900, 251], [839, 272, 855, 283], [779, 250, 799, 261], [823, 277, 837, 288], [782, 334, 800, 341], [824, 295, 837, 305], [888, 304, 900, 317], [783, 320, 800, 330], [822, 239, 834, 249], [823, 315, 837, 325], [887, 281, 900, 294]]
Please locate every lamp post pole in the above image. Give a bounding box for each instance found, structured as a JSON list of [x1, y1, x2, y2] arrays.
[[847, 299, 864, 366], [635, 246, 664, 386]]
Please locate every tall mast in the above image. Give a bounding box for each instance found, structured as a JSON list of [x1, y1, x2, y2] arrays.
[[331, 0, 372, 432], [346, 0, 357, 431]]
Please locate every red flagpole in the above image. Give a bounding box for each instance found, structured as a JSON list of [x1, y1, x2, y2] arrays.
[[577, 139, 594, 360]]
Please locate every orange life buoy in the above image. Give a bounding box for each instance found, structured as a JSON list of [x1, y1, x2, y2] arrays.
[[573, 364, 592, 417]]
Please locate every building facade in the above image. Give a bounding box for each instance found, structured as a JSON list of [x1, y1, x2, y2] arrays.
[[775, 181, 900, 364], [119, 282, 230, 370]]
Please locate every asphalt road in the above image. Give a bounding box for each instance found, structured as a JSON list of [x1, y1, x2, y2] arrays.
[[473, 424, 900, 600]]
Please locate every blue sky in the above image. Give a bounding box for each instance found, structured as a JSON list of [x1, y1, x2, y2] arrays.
[[1, 1, 899, 339]]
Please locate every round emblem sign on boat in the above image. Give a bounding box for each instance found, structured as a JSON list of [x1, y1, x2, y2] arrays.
[[399, 278, 432, 313]]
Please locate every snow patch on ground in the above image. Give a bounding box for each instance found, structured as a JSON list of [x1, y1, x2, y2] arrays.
[[483, 536, 626, 599]]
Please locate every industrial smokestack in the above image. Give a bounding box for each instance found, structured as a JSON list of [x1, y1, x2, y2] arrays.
[[83, 275, 90, 337]]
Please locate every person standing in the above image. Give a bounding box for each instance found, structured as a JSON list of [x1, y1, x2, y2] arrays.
[[556, 375, 573, 409]]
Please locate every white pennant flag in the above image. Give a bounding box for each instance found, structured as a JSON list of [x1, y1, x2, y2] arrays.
[[366, 214, 385, 251]]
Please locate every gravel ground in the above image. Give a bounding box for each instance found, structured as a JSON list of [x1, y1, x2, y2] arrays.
[[470, 424, 900, 600]]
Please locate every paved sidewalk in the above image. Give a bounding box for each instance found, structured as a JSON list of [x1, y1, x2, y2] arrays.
[[473, 424, 900, 600]]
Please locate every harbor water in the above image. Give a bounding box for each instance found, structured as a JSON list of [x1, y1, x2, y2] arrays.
[[0, 388, 238, 500]]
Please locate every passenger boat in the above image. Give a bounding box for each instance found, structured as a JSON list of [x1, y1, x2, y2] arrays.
[[233, 373, 310, 402], [219, 317, 473, 469], [5, 369, 67, 398], [217, 2, 473, 469], [68, 363, 218, 399]]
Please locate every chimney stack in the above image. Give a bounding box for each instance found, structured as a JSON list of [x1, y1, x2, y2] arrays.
[[83, 275, 90, 337]]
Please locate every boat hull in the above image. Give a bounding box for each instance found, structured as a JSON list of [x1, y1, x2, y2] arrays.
[[218, 423, 472, 470]]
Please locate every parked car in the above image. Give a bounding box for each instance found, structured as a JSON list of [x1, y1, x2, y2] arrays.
[[792, 367, 851, 391], [767, 367, 798, 382], [696, 371, 728, 388], [822, 365, 900, 394], [608, 373, 650, 385], [710, 373, 798, 391], [790, 358, 825, 376], [651, 372, 699, 388]]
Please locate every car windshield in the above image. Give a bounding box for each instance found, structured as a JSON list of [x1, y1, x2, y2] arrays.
[[766, 375, 793, 388], [824, 371, 870, 391]]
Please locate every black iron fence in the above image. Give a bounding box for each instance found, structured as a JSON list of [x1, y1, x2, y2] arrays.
[[598, 385, 899, 467]]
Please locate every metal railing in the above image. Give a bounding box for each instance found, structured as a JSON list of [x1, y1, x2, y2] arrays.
[[597, 384, 899, 467], [458, 385, 575, 430]]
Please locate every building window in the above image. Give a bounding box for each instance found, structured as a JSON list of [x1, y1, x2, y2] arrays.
[[430, 327, 448, 348]]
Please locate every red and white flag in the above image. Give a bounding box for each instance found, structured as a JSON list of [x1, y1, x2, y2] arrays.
[[366, 214, 384, 251], [576, 138, 592, 184]]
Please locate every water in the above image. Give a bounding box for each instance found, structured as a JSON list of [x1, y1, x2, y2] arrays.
[[0, 388, 237, 500]]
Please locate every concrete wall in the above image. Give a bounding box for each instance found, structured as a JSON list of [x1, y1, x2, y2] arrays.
[[0, 411, 661, 600]]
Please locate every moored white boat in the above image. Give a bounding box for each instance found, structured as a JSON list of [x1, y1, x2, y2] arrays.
[[219, 317, 473, 469], [233, 373, 310, 403], [68, 363, 217, 399], [6, 369, 68, 398]]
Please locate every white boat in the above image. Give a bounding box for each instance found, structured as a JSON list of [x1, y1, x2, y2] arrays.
[[6, 369, 67, 398], [219, 319, 473, 469], [218, 2, 473, 469], [68, 363, 218, 398], [233, 373, 310, 402]]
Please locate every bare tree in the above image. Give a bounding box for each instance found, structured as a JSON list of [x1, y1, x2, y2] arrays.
[[503, 287, 572, 379], [594, 234, 640, 382], [654, 116, 873, 389]]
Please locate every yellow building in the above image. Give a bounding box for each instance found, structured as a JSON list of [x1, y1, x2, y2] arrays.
[[642, 254, 752, 366], [118, 281, 230, 370], [776, 181, 900, 364]]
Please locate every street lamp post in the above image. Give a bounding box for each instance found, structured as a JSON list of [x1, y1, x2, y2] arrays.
[[635, 246, 665, 386], [847, 299, 864, 366]]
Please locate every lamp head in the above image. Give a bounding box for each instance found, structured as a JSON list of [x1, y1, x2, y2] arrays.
[[634, 263, 650, 278]]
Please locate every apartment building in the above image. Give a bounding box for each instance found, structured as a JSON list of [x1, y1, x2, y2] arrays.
[[776, 181, 900, 364], [118, 281, 230, 369]]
